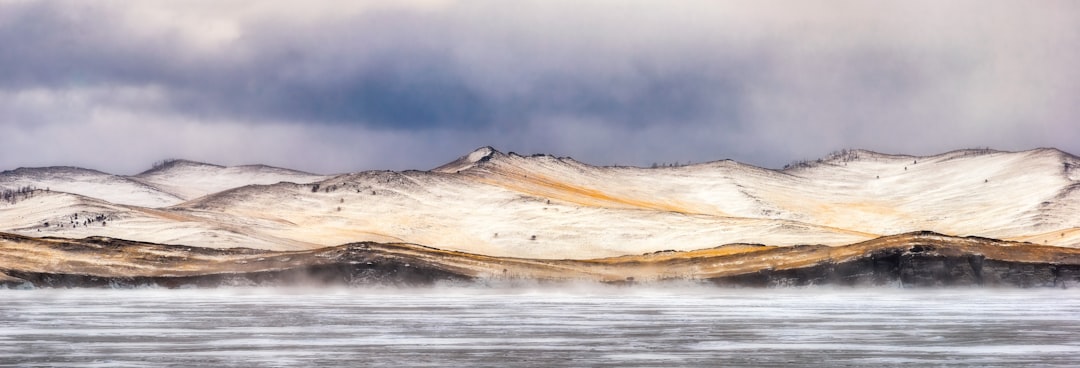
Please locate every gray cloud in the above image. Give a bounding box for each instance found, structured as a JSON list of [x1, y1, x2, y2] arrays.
[[1, 0, 1078, 174]]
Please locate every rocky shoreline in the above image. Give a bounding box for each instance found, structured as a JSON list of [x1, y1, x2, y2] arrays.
[[2, 231, 1079, 289], [708, 249, 1080, 288]]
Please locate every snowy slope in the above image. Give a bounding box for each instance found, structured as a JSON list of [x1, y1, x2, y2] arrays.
[[131, 159, 329, 201], [469, 148, 1080, 240], [171, 168, 867, 258], [0, 191, 313, 250], [0, 160, 327, 208], [0, 167, 182, 207], [770, 148, 1079, 239], [1, 147, 1078, 258]]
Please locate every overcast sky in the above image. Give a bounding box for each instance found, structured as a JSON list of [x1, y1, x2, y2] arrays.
[[1, 0, 1077, 174]]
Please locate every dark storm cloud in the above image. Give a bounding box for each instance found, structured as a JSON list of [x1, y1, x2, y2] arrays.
[[0, 4, 488, 128], [1, 0, 1078, 174], [0, 1, 740, 132]]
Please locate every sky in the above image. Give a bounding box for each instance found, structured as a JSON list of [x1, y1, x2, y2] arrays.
[[1, 0, 1078, 175]]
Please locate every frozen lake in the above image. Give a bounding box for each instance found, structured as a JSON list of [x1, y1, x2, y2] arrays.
[[2, 287, 1079, 367]]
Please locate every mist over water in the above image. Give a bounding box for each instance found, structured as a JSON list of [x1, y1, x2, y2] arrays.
[[2, 286, 1079, 367]]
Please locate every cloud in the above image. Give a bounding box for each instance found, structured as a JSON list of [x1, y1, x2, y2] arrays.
[[1, 0, 1078, 173]]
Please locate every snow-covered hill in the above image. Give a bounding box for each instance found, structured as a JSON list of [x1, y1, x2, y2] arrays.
[[0, 160, 328, 207], [131, 159, 329, 201], [1, 147, 1077, 258], [0, 167, 182, 207]]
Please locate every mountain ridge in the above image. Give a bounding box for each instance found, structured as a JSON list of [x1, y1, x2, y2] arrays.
[[5, 146, 1074, 182], [2, 147, 1079, 259]]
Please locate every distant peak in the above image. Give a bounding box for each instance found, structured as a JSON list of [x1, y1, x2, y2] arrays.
[[137, 159, 224, 176], [159, 159, 223, 168], [432, 146, 507, 173], [234, 164, 321, 176], [467, 146, 499, 163], [1026, 147, 1078, 160]]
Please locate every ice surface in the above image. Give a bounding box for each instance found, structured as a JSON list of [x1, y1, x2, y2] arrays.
[[1, 287, 1078, 367]]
